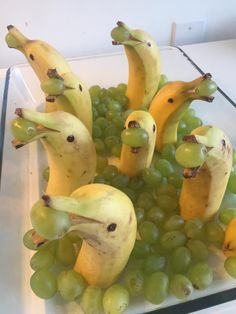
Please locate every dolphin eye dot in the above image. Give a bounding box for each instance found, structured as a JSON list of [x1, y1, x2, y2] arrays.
[[67, 135, 75, 142], [107, 223, 117, 232]]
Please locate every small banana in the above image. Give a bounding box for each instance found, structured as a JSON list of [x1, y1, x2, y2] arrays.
[[223, 217, 236, 257], [41, 184, 137, 288], [111, 21, 161, 110], [179, 125, 233, 221], [119, 110, 156, 177], [5, 25, 92, 133], [149, 73, 215, 152], [12, 108, 96, 196]]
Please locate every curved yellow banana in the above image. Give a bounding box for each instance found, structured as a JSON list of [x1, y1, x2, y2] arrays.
[[149, 74, 215, 152], [12, 108, 96, 196], [41, 184, 137, 288], [179, 125, 232, 221], [223, 217, 236, 257], [119, 110, 156, 177], [5, 25, 92, 133], [111, 21, 161, 109]]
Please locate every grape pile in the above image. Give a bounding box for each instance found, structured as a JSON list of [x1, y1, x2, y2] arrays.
[[22, 78, 236, 314]]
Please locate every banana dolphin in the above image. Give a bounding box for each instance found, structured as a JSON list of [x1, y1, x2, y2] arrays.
[[179, 125, 233, 221], [5, 25, 92, 133], [12, 108, 96, 196], [41, 184, 137, 288], [111, 21, 161, 110]]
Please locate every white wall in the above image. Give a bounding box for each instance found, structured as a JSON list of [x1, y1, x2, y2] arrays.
[[1, 0, 236, 68]]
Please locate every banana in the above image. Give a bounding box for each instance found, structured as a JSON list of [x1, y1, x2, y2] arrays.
[[111, 21, 161, 110], [12, 108, 96, 196], [41, 183, 137, 288], [223, 217, 236, 257], [149, 73, 215, 152], [119, 110, 156, 177], [5, 25, 92, 133], [179, 125, 233, 221]]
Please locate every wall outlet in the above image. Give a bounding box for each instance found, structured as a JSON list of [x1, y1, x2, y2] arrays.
[[171, 20, 206, 46]]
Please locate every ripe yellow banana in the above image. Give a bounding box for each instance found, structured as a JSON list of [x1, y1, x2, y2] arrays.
[[179, 125, 233, 221], [5, 25, 92, 133], [119, 110, 156, 177], [149, 73, 215, 152], [41, 183, 137, 288], [111, 21, 161, 110], [223, 217, 236, 257], [12, 108, 96, 196]]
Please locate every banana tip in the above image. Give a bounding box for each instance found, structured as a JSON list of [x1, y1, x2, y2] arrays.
[[15, 108, 22, 117], [42, 195, 50, 207], [7, 25, 14, 31]]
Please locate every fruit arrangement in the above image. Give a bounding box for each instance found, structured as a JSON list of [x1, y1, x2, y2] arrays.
[[5, 21, 236, 314]]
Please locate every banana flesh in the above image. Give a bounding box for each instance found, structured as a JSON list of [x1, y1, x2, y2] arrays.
[[5, 25, 92, 133], [119, 110, 156, 177], [149, 74, 214, 152], [179, 125, 233, 221], [112, 21, 161, 109], [42, 184, 137, 288], [12, 108, 96, 196], [223, 217, 236, 257]]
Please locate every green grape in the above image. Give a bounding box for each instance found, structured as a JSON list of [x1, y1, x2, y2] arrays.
[[161, 143, 176, 162], [92, 125, 103, 139], [160, 230, 187, 251], [227, 173, 236, 194], [170, 246, 192, 274], [103, 284, 129, 314], [30, 269, 57, 299], [96, 155, 108, 174], [204, 221, 225, 247], [66, 230, 82, 244], [30, 247, 55, 271], [115, 94, 128, 108], [42, 166, 50, 182], [156, 183, 177, 197], [107, 99, 123, 112], [175, 143, 207, 168], [188, 262, 213, 290], [129, 176, 144, 190], [178, 120, 189, 134], [89, 85, 101, 98], [92, 107, 98, 121], [135, 207, 145, 224], [182, 108, 196, 120], [91, 95, 100, 106], [111, 173, 129, 189], [138, 221, 160, 244], [30, 199, 71, 240], [111, 26, 130, 42], [144, 272, 169, 304], [195, 79, 217, 96], [93, 174, 107, 184], [146, 206, 166, 226], [111, 143, 122, 157], [233, 150, 236, 165], [104, 135, 120, 150], [56, 236, 76, 266], [131, 240, 151, 258], [156, 194, 178, 213], [155, 159, 174, 177], [158, 74, 168, 90], [184, 218, 204, 239], [124, 268, 144, 296], [106, 110, 120, 121], [96, 102, 107, 117], [142, 168, 162, 187], [224, 256, 236, 278], [187, 239, 209, 261], [23, 229, 39, 250], [219, 208, 236, 225], [121, 187, 136, 203], [41, 78, 64, 95], [112, 115, 125, 131], [168, 173, 183, 188], [164, 215, 184, 231], [103, 124, 119, 137], [103, 165, 119, 181], [94, 138, 105, 154], [122, 109, 134, 120], [80, 286, 103, 314], [95, 117, 109, 129], [117, 83, 127, 94], [57, 270, 85, 301], [107, 87, 119, 98], [121, 128, 149, 147], [136, 192, 155, 210], [185, 116, 202, 130], [11, 117, 38, 141], [170, 274, 193, 299], [143, 254, 166, 275]]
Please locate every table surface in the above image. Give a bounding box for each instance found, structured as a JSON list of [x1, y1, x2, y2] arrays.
[[1, 39, 236, 314]]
